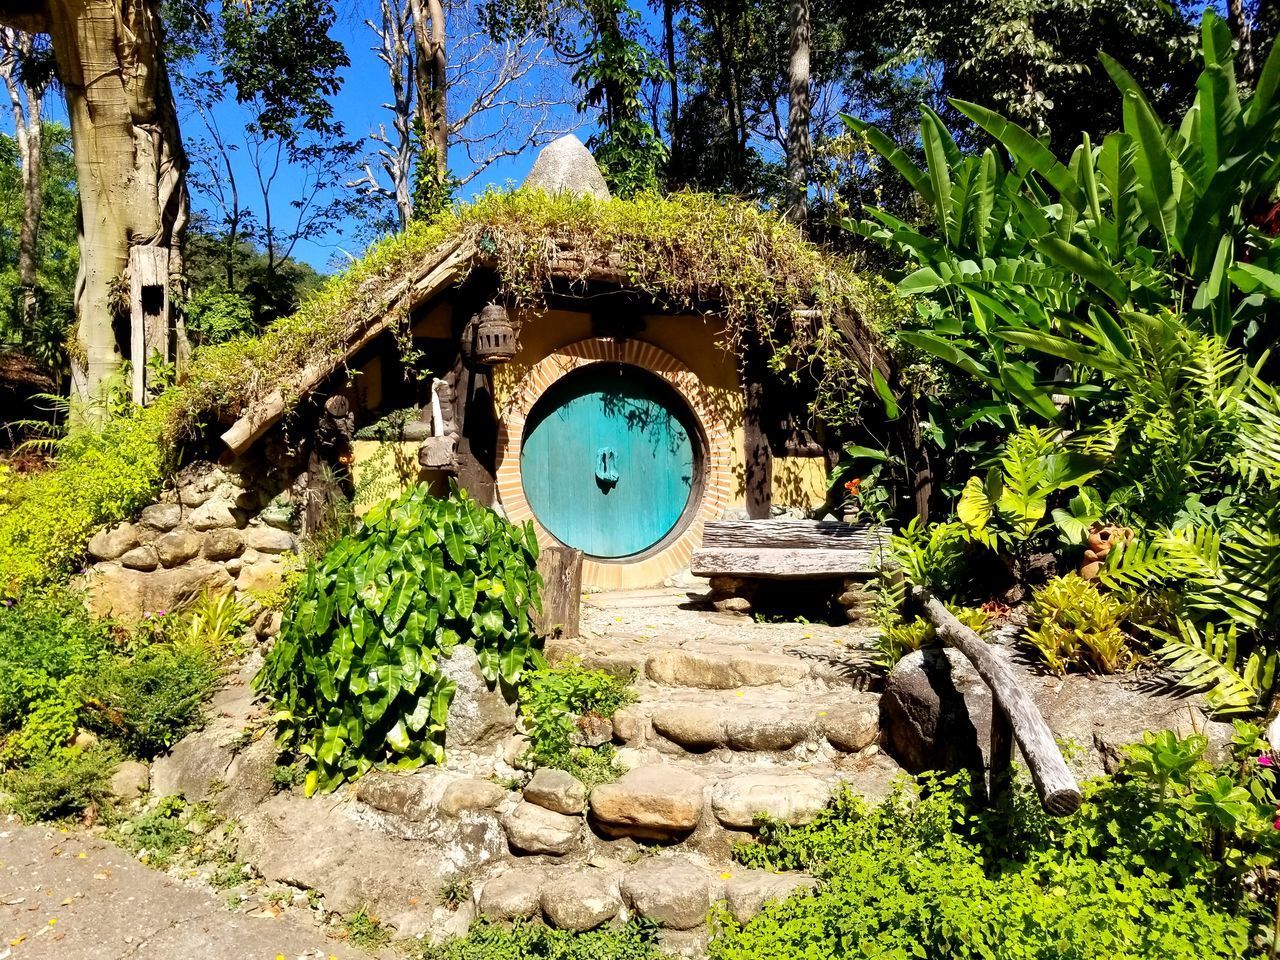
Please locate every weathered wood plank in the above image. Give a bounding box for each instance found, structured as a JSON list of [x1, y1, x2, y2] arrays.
[[914, 586, 1082, 817], [691, 547, 879, 578], [535, 546, 583, 639], [702, 519, 889, 551]]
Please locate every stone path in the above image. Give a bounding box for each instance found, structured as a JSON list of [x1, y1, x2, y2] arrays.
[[0, 822, 372, 960]]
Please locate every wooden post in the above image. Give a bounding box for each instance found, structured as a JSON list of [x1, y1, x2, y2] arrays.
[[535, 546, 582, 639], [128, 245, 170, 405], [989, 703, 1015, 809], [449, 315, 499, 506], [741, 348, 773, 520], [913, 586, 1082, 816]]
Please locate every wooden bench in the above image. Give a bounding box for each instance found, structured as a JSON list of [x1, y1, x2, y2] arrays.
[[691, 519, 890, 618]]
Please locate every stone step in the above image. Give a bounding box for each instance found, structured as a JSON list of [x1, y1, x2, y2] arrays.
[[613, 688, 880, 757]]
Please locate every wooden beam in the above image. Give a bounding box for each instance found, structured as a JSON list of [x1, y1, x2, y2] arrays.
[[535, 546, 583, 639], [691, 547, 880, 579], [702, 519, 888, 551], [914, 586, 1082, 816]]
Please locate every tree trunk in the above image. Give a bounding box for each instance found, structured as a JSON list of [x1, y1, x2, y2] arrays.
[[0, 29, 42, 328], [785, 0, 811, 226], [3, 0, 189, 410], [1228, 0, 1256, 84], [409, 0, 449, 193]]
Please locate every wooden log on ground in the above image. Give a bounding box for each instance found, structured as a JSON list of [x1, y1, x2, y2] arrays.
[[913, 586, 1082, 816], [535, 546, 583, 639]]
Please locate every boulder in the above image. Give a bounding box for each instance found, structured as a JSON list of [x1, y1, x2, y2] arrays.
[[217, 734, 280, 820], [203, 529, 244, 561], [589, 764, 705, 839], [540, 868, 621, 931], [140, 502, 183, 532], [479, 868, 545, 920], [119, 545, 160, 571], [619, 856, 711, 929], [820, 703, 879, 753], [503, 801, 581, 855], [356, 770, 447, 822], [154, 529, 203, 567], [723, 714, 809, 752], [710, 773, 833, 829], [241, 527, 296, 554], [440, 647, 519, 748], [87, 523, 141, 562], [439, 778, 509, 817], [522, 134, 611, 200], [652, 706, 725, 750], [190, 498, 240, 531], [109, 760, 150, 800], [150, 724, 238, 801], [236, 559, 283, 596], [723, 870, 818, 924], [645, 650, 807, 689], [523, 768, 587, 815], [86, 561, 235, 621], [610, 705, 646, 743]]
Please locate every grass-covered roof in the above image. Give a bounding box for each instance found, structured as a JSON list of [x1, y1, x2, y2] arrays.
[[0, 189, 895, 594]]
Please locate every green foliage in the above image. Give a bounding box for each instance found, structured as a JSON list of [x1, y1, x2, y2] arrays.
[[113, 796, 199, 868], [184, 284, 256, 345], [420, 918, 661, 960], [80, 640, 221, 758], [517, 659, 635, 787], [1147, 617, 1278, 716], [873, 603, 992, 668], [256, 484, 543, 794], [1024, 574, 1132, 674], [182, 592, 249, 650], [1, 745, 118, 823], [716, 736, 1270, 960], [341, 906, 392, 949]]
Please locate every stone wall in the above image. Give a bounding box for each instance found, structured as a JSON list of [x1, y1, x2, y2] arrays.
[[84, 457, 302, 622]]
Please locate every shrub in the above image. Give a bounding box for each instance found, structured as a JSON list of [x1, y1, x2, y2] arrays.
[[1024, 574, 1131, 674], [1, 745, 118, 822], [256, 484, 542, 794], [517, 659, 635, 787], [80, 640, 221, 757], [420, 919, 661, 960]]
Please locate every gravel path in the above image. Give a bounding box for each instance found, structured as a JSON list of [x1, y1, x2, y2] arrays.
[[0, 822, 373, 960]]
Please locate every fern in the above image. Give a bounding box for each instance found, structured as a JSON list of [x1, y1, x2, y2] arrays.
[[1147, 617, 1276, 715]]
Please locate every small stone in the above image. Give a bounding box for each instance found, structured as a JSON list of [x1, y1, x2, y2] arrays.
[[821, 704, 879, 753], [119, 544, 160, 571], [652, 706, 725, 750], [236, 560, 283, 596], [503, 801, 581, 855], [837, 589, 872, 608], [571, 713, 613, 747], [109, 761, 151, 800], [224, 558, 243, 577], [723, 714, 810, 752], [87, 523, 141, 561], [713, 596, 753, 614], [253, 609, 283, 639], [610, 705, 646, 744], [620, 856, 711, 930], [154, 529, 203, 567], [480, 868, 545, 921], [241, 527, 296, 554], [177, 485, 212, 508], [202, 529, 244, 561], [190, 498, 240, 531], [540, 869, 621, 931], [70, 730, 99, 750], [140, 502, 183, 532], [524, 768, 587, 815], [257, 501, 295, 529], [589, 764, 705, 839], [710, 773, 833, 829], [440, 778, 509, 817], [723, 871, 818, 924]]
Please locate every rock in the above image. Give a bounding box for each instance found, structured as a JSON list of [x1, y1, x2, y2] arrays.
[[150, 725, 238, 801], [540, 868, 621, 931], [524, 768, 586, 815], [710, 773, 833, 829], [140, 502, 183, 532], [86, 560, 236, 621], [645, 650, 807, 689], [880, 649, 987, 776], [820, 703, 879, 753], [224, 558, 243, 577], [571, 713, 613, 747], [236, 560, 283, 596], [154, 529, 203, 567], [439, 779, 509, 817], [356, 771, 446, 822], [119, 544, 160, 571], [589, 764, 705, 839], [620, 856, 711, 929], [109, 760, 150, 800], [480, 868, 545, 921], [658, 929, 710, 959], [258, 501, 295, 530], [523, 134, 611, 200], [242, 527, 296, 554], [203, 529, 244, 561], [440, 647, 518, 748], [503, 801, 581, 855], [723, 870, 818, 924], [610, 705, 646, 743], [712, 596, 753, 614], [87, 523, 141, 561], [190, 498, 240, 531], [70, 730, 99, 749], [217, 734, 279, 820], [723, 714, 809, 752], [254, 608, 282, 639], [652, 706, 725, 750]]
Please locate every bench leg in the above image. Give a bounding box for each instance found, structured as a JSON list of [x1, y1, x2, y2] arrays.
[[837, 578, 874, 624], [709, 576, 756, 616]]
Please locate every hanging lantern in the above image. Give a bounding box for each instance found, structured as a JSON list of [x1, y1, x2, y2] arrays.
[[471, 303, 519, 365]]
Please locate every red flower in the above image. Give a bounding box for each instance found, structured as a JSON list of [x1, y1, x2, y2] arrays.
[[844, 477, 862, 496]]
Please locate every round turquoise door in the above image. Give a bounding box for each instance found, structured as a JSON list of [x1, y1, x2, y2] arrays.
[[521, 364, 699, 559]]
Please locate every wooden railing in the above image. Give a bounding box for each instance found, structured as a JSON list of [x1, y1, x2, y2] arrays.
[[915, 587, 1082, 816]]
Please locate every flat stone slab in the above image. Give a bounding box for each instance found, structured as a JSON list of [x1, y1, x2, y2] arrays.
[[710, 773, 834, 828], [589, 764, 706, 839], [645, 649, 810, 689]]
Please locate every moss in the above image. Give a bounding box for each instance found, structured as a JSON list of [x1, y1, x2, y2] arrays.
[[0, 189, 896, 596]]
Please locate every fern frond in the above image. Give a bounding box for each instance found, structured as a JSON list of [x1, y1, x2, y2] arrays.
[[1149, 617, 1260, 715]]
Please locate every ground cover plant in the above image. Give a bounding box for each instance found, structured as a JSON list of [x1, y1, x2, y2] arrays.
[[714, 725, 1277, 960], [419, 918, 661, 960], [256, 483, 542, 793]]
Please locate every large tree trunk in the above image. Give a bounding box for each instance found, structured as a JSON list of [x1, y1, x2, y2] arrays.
[[0, 29, 43, 329], [785, 0, 811, 226], [4, 0, 189, 410], [408, 0, 449, 198]]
